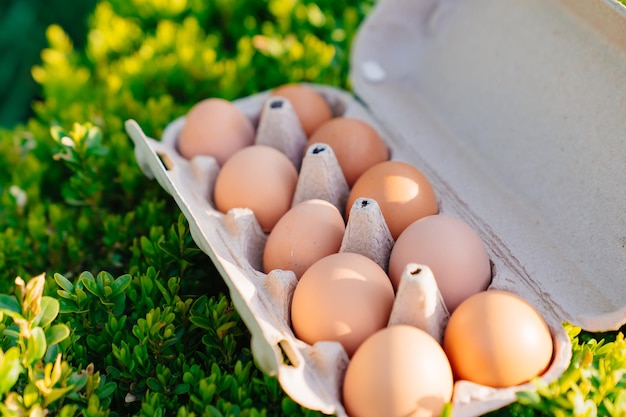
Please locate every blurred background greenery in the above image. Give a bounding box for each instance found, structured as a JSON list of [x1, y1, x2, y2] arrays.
[[3, 0, 626, 129], [0, 0, 97, 128]]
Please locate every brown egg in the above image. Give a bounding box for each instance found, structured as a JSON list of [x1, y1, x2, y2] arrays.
[[388, 214, 491, 312], [213, 145, 298, 232], [271, 84, 333, 137], [342, 325, 454, 417], [307, 117, 389, 187], [290, 252, 395, 357], [346, 161, 438, 240], [263, 199, 346, 279], [443, 290, 553, 388], [177, 98, 255, 166]]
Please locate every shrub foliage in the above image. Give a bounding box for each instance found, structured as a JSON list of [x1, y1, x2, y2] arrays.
[[1, 0, 625, 416]]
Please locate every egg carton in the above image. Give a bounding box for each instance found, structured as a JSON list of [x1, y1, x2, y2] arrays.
[[124, 0, 626, 415], [126, 85, 565, 417]]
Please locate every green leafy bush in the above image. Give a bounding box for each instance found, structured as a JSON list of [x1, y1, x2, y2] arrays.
[[0, 0, 372, 415], [1, 0, 625, 416]]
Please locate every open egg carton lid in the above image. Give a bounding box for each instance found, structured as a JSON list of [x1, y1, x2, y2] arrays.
[[350, 0, 626, 331], [124, 0, 626, 416]]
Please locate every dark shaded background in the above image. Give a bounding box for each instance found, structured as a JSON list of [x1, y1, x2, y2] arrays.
[[0, 0, 97, 128]]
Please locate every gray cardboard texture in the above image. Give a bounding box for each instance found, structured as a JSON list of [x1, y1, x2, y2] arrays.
[[351, 0, 626, 331]]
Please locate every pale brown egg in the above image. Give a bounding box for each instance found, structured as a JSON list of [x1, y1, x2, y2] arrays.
[[213, 145, 298, 232], [342, 325, 454, 417], [346, 161, 438, 240], [443, 290, 554, 388], [177, 98, 255, 166], [290, 252, 395, 357], [270, 83, 333, 137], [388, 214, 491, 312], [263, 199, 346, 279], [307, 117, 389, 187]]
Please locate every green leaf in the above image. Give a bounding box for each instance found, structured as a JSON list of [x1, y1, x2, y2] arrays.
[[0, 294, 21, 315], [49, 125, 67, 144], [23, 382, 39, 408], [96, 381, 117, 399], [146, 377, 162, 392], [56, 289, 73, 300], [45, 324, 71, 346], [0, 346, 21, 395], [82, 276, 102, 298], [58, 298, 81, 314], [216, 322, 237, 340], [206, 405, 224, 417], [43, 386, 74, 408], [25, 326, 47, 366], [155, 279, 173, 305], [172, 383, 190, 395], [140, 236, 156, 257], [517, 390, 542, 405], [54, 273, 74, 293], [189, 315, 213, 331], [33, 296, 60, 328], [110, 274, 131, 297], [75, 287, 89, 305], [281, 397, 298, 416]]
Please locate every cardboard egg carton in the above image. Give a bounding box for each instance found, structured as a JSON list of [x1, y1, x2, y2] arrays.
[[126, 85, 565, 416], [125, 0, 626, 415]]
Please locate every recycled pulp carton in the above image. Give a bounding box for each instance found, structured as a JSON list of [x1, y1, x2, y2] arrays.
[[125, 0, 626, 415]]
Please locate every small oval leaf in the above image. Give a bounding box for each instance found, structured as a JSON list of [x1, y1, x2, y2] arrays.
[[53, 273, 74, 293], [0, 347, 21, 395], [110, 274, 131, 297], [45, 324, 71, 346], [26, 327, 47, 366], [33, 297, 60, 328]]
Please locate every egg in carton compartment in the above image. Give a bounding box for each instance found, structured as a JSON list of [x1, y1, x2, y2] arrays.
[[126, 84, 570, 417]]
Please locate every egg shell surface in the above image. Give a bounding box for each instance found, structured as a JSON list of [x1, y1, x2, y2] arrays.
[[346, 160, 439, 240], [271, 83, 334, 137], [290, 252, 395, 357], [177, 98, 255, 166], [307, 117, 389, 187], [263, 199, 346, 279], [388, 214, 491, 312], [213, 145, 298, 232], [342, 324, 454, 417], [443, 290, 554, 388]]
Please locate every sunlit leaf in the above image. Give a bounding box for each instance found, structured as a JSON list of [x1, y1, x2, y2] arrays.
[[45, 324, 71, 346], [0, 347, 21, 395], [33, 297, 60, 328]]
